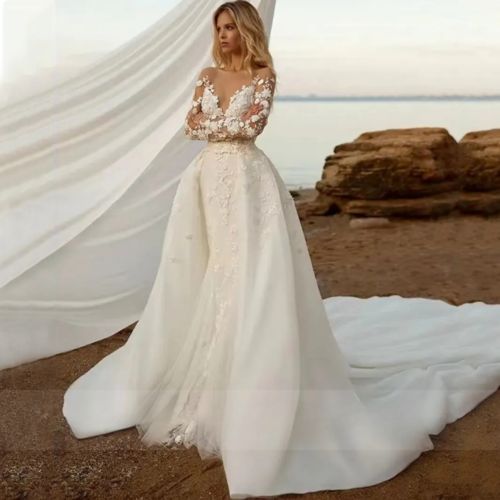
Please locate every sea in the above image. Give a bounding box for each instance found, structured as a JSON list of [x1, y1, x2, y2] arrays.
[[257, 97, 500, 189]]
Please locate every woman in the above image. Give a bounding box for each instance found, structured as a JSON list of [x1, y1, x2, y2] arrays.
[[63, 2, 500, 498]]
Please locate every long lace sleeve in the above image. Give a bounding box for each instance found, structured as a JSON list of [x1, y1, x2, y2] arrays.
[[183, 71, 213, 140], [183, 69, 276, 142]]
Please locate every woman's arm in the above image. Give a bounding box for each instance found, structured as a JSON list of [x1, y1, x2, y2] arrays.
[[183, 68, 214, 140], [184, 67, 276, 141]]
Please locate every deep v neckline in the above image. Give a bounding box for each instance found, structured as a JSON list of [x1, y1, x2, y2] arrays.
[[204, 73, 259, 115]]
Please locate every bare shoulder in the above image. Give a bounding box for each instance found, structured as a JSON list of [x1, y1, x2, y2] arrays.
[[198, 66, 216, 80], [255, 66, 275, 81]]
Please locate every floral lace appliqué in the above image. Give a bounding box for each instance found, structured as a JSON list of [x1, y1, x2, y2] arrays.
[[184, 72, 276, 142]]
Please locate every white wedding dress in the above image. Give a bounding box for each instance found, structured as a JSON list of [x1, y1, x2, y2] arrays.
[[61, 67, 500, 498]]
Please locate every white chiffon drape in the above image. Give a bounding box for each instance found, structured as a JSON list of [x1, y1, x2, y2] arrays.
[[0, 0, 276, 370]]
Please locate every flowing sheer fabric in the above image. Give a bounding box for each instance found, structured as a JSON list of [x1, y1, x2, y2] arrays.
[[0, 0, 276, 370]]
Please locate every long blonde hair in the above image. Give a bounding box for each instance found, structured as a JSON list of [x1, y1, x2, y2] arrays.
[[212, 1, 277, 87]]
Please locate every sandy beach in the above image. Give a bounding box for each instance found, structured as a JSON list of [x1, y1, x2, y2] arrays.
[[1, 188, 499, 499]]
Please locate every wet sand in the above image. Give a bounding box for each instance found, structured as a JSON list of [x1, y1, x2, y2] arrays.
[[1, 188, 499, 499]]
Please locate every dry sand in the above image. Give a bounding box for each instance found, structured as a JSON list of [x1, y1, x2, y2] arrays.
[[1, 188, 499, 499]]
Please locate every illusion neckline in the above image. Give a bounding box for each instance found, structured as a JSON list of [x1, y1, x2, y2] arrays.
[[202, 74, 260, 115]]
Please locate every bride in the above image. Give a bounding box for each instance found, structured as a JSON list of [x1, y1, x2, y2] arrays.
[[63, 1, 500, 498]]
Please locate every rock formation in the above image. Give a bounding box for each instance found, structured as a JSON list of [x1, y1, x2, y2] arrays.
[[308, 127, 500, 217]]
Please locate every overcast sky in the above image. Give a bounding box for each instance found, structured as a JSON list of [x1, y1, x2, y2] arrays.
[[2, 0, 500, 96]]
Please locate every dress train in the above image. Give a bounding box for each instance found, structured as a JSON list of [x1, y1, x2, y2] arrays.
[[63, 139, 500, 498]]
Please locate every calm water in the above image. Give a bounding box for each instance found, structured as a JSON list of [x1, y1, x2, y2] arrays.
[[257, 99, 500, 189]]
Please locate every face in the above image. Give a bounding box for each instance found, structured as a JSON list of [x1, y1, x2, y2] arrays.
[[216, 10, 241, 54]]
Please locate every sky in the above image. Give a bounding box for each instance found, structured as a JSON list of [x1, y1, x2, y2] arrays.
[[1, 0, 500, 96]]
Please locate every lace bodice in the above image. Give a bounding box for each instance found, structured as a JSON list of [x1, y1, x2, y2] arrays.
[[184, 68, 276, 142]]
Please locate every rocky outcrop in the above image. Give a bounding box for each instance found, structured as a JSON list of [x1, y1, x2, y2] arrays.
[[460, 129, 500, 191], [309, 127, 500, 217]]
